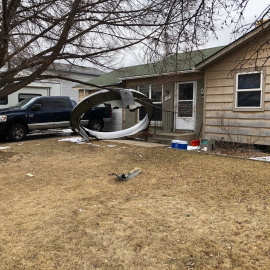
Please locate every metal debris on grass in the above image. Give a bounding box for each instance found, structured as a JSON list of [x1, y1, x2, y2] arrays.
[[0, 146, 11, 150], [110, 167, 142, 181]]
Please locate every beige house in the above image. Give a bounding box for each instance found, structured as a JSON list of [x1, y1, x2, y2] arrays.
[[76, 47, 223, 144], [196, 20, 270, 146], [76, 21, 270, 146]]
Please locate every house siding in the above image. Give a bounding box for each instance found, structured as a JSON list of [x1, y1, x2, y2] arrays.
[[60, 73, 99, 102], [203, 31, 270, 145]]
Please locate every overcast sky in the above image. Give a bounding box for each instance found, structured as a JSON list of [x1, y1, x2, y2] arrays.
[[206, 0, 270, 47], [116, 0, 270, 68]]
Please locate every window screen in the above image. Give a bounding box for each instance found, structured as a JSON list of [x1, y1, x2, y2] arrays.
[[151, 85, 162, 102], [138, 85, 150, 97], [138, 84, 163, 122], [238, 73, 261, 89], [178, 83, 193, 100], [237, 91, 261, 107], [178, 101, 193, 117]]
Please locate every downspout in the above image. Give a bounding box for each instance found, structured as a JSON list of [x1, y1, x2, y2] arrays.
[[202, 71, 207, 139], [173, 82, 176, 131]]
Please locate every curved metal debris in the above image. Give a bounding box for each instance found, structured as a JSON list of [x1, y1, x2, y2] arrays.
[[110, 168, 142, 181], [70, 89, 154, 140]]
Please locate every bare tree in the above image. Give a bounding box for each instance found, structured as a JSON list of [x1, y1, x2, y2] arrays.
[[0, 0, 269, 98]]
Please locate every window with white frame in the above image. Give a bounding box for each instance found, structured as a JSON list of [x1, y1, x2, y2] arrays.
[[235, 72, 263, 108], [138, 84, 162, 121]]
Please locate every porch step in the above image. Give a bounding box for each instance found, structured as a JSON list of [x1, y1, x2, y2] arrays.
[[149, 132, 196, 146]]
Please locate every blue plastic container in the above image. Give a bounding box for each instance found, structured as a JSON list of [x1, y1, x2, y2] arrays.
[[171, 140, 188, 150]]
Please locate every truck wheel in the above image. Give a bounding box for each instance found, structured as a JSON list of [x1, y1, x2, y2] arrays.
[[8, 124, 27, 141], [89, 119, 103, 131]]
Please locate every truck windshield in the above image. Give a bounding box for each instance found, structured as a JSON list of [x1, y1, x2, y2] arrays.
[[15, 98, 38, 109]]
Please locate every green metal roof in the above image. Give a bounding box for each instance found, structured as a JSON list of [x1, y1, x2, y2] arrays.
[[75, 46, 224, 89]]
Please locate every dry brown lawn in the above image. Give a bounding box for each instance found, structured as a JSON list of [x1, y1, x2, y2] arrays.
[[0, 135, 270, 270]]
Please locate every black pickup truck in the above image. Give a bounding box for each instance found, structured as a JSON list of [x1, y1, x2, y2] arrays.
[[0, 96, 111, 141]]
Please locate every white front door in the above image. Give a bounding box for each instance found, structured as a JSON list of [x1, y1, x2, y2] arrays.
[[175, 81, 196, 130]]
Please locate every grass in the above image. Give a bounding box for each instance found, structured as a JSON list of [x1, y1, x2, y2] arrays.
[[0, 136, 270, 269]]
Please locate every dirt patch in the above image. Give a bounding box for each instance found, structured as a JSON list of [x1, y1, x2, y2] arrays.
[[0, 136, 270, 269], [0, 150, 16, 162]]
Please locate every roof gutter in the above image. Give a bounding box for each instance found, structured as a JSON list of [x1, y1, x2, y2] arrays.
[[120, 69, 201, 81], [73, 81, 122, 90]]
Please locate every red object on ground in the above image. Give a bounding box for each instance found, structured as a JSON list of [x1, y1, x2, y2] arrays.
[[191, 140, 200, 146]]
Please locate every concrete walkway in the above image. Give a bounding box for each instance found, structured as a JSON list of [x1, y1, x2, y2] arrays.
[[105, 139, 169, 148]]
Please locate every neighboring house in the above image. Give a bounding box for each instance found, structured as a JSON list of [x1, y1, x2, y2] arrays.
[[76, 21, 270, 146], [46, 63, 105, 102], [0, 72, 63, 109], [0, 63, 104, 108]]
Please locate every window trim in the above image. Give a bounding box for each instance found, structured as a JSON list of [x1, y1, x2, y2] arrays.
[[138, 84, 163, 102], [137, 84, 163, 124], [234, 71, 264, 112]]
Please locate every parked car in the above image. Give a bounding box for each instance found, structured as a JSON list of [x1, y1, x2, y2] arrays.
[[0, 96, 111, 141]]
